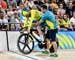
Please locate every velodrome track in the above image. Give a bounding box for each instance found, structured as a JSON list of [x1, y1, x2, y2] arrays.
[[0, 31, 75, 60], [0, 49, 75, 60]]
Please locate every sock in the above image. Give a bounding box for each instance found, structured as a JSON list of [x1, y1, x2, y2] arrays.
[[49, 44, 52, 49], [40, 35, 44, 41]]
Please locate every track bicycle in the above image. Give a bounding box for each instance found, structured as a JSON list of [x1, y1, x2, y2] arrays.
[[17, 28, 59, 54]]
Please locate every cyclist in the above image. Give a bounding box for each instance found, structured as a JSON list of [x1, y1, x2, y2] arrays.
[[21, 5, 44, 42], [37, 4, 59, 57]]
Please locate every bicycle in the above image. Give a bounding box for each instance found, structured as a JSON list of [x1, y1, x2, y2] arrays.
[[17, 28, 59, 54]]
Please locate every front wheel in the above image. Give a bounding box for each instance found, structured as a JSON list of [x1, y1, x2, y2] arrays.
[[17, 33, 34, 54]]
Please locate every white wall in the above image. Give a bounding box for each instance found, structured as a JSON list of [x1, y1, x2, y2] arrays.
[[8, 31, 20, 52], [0, 31, 7, 51], [0, 31, 20, 52]]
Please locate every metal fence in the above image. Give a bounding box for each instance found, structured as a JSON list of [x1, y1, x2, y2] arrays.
[[0, 22, 23, 31], [1, 22, 75, 31]]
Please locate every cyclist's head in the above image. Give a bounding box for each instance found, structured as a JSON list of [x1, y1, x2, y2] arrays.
[[22, 8, 29, 17]]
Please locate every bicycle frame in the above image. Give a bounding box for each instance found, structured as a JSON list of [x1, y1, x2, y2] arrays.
[[21, 26, 45, 42], [28, 29, 43, 43]]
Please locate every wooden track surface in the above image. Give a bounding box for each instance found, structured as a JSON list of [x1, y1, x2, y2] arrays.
[[0, 49, 75, 60]]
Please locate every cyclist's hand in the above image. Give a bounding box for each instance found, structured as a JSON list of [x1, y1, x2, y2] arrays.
[[27, 29, 30, 33]]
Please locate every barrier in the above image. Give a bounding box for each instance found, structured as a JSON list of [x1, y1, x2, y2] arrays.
[[57, 32, 75, 49], [0, 31, 75, 52], [0, 31, 7, 51]]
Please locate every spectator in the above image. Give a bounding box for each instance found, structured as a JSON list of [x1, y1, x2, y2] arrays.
[[60, 14, 73, 31], [9, 0, 17, 11], [34, 0, 44, 6], [66, 1, 74, 18], [0, 5, 6, 16], [14, 11, 21, 31], [19, 4, 26, 23], [55, 14, 61, 30], [44, 0, 50, 7], [51, 0, 59, 9], [57, 3, 66, 18], [0, 0, 7, 10], [7, 6, 14, 16], [48, 0, 59, 14], [48, 3, 55, 12], [28, 0, 34, 9], [0, 10, 8, 30], [70, 11, 75, 30], [7, 6, 16, 30], [64, 0, 69, 4], [34, 0, 44, 10], [22, 0, 29, 7], [16, 0, 21, 6]]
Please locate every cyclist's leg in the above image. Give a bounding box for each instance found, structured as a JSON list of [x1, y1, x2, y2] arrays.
[[37, 26, 44, 42]]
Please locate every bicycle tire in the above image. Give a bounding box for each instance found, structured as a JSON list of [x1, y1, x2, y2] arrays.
[[17, 33, 34, 54]]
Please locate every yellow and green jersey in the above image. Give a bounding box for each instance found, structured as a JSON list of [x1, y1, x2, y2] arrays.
[[23, 9, 42, 31]]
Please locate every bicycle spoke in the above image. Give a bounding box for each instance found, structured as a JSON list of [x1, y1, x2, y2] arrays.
[[22, 45, 26, 51], [27, 45, 31, 51], [18, 41, 25, 44], [24, 35, 28, 43], [25, 35, 28, 40]]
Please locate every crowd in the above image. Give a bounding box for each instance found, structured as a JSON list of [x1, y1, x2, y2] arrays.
[[0, 0, 75, 31]]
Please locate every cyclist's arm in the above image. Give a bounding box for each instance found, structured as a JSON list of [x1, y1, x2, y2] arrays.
[[28, 11, 35, 32], [28, 10, 42, 31], [23, 17, 28, 30]]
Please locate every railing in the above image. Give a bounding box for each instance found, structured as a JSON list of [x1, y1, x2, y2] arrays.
[[0, 22, 74, 31], [0, 22, 23, 31]]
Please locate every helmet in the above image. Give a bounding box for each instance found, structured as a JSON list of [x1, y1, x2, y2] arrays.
[[22, 8, 29, 16]]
